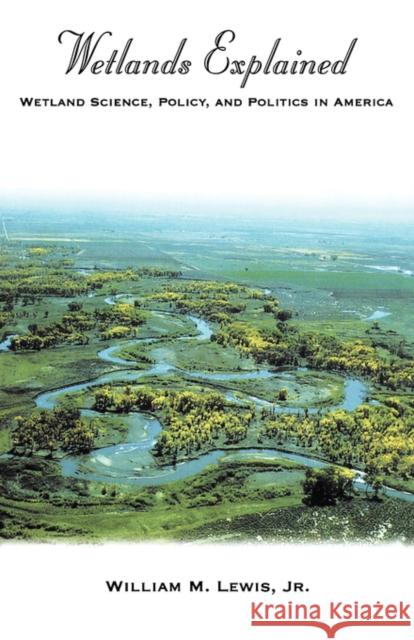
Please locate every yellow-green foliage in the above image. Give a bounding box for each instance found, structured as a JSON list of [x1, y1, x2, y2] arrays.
[[260, 401, 414, 478], [11, 301, 146, 351], [27, 247, 51, 256], [146, 281, 258, 321], [94, 385, 254, 457], [12, 407, 98, 456], [86, 269, 139, 289], [101, 326, 132, 340]]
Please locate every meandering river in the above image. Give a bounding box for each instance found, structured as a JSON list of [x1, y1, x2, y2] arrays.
[[29, 308, 414, 502]]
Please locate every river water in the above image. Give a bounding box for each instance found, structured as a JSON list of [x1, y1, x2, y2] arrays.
[[5, 303, 410, 501], [0, 335, 16, 351]]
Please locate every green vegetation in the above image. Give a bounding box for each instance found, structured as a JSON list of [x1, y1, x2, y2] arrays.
[[12, 407, 97, 456], [302, 467, 355, 506], [147, 279, 414, 394], [11, 296, 146, 351], [212, 318, 414, 391], [147, 280, 255, 323], [0, 455, 413, 542], [1, 224, 414, 542], [94, 385, 254, 458], [259, 401, 414, 481], [180, 497, 414, 543]]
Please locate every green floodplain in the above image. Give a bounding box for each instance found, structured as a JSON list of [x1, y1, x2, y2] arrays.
[[1, 211, 414, 542]]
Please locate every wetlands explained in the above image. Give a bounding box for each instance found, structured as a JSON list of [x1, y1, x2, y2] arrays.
[[57, 29, 358, 88]]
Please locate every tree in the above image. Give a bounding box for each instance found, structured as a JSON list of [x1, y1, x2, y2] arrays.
[[68, 301, 83, 312], [302, 467, 354, 506], [277, 309, 293, 322], [365, 471, 384, 500], [278, 388, 288, 401], [12, 407, 97, 457]]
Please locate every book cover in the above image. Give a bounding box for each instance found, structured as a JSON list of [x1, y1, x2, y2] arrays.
[[1, 1, 413, 639]]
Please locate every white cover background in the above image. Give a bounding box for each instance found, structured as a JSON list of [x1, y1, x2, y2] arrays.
[[0, 0, 413, 638], [0, 0, 413, 208]]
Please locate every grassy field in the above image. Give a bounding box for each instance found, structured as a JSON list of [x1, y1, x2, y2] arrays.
[[2, 457, 412, 542], [0, 458, 303, 540]]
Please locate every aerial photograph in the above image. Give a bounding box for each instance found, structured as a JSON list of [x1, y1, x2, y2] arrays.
[[1, 207, 414, 542]]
